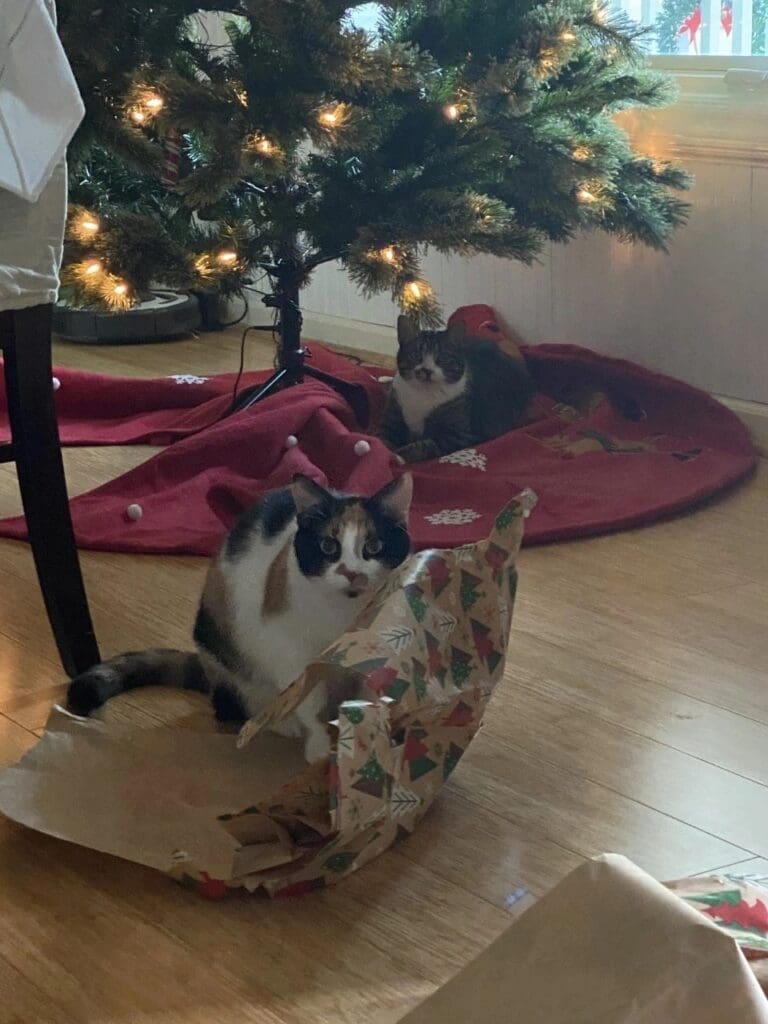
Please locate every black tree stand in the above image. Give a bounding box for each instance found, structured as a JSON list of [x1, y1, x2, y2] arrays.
[[230, 262, 370, 427]]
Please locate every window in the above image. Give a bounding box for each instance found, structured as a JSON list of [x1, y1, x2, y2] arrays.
[[614, 0, 767, 58], [347, 4, 381, 34], [350, 1, 767, 61]]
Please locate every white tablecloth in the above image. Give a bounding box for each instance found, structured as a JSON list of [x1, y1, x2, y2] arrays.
[[0, 158, 66, 310], [0, 0, 82, 311]]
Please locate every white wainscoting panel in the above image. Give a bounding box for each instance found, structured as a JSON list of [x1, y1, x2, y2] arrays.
[[299, 156, 768, 403]]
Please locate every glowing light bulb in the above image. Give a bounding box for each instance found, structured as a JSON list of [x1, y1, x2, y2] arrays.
[[71, 212, 101, 243], [380, 246, 397, 264], [572, 146, 591, 162], [235, 89, 248, 107], [84, 260, 103, 276], [443, 103, 461, 122], [407, 281, 422, 299], [577, 187, 597, 203], [317, 102, 350, 132], [561, 30, 577, 41], [130, 109, 147, 124], [216, 250, 238, 265], [114, 282, 128, 295], [537, 48, 558, 74], [594, 4, 607, 24], [145, 95, 164, 111], [254, 137, 274, 155]]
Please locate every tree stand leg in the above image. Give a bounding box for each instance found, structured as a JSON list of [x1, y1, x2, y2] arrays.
[[0, 305, 100, 677], [229, 277, 370, 426]]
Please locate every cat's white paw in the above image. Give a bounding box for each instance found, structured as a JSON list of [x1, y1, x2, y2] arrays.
[[270, 716, 304, 740], [303, 730, 331, 764]]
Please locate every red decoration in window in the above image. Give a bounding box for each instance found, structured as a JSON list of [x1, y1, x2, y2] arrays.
[[721, 1, 733, 35], [678, 4, 702, 49]]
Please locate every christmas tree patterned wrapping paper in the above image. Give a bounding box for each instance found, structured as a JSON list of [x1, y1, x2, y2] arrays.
[[665, 874, 768, 995], [228, 486, 536, 897], [0, 489, 534, 898]]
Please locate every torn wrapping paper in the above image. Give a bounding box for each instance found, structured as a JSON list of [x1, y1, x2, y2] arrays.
[[0, 489, 534, 897], [665, 873, 768, 996], [399, 854, 768, 1024]]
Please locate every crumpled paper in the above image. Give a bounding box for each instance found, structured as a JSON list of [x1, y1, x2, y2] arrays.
[[0, 489, 534, 897], [399, 854, 768, 1024]]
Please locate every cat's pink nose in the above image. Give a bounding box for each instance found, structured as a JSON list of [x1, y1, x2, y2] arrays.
[[336, 565, 367, 590]]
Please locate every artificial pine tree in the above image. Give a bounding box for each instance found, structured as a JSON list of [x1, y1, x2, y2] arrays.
[[58, 0, 690, 389]]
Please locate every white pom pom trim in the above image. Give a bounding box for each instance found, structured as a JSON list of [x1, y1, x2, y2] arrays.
[[126, 503, 143, 521], [52, 377, 61, 391], [354, 439, 371, 456], [285, 435, 299, 448]]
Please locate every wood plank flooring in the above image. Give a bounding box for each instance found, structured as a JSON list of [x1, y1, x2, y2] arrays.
[[0, 328, 765, 1023]]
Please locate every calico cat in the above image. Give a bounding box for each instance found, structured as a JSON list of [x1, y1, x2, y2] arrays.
[[380, 316, 535, 463], [66, 474, 412, 762]]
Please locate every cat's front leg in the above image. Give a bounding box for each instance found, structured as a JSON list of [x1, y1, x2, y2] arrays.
[[303, 727, 332, 764], [379, 395, 410, 450], [396, 439, 440, 463], [270, 716, 305, 740], [293, 684, 332, 762]]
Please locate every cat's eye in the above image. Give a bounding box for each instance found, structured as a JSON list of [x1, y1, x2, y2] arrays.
[[364, 538, 384, 557], [320, 537, 339, 557]]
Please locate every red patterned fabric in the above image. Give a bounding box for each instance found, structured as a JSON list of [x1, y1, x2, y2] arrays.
[[0, 306, 756, 555]]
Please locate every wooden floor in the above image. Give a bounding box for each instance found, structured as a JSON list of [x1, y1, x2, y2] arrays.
[[0, 329, 766, 1023]]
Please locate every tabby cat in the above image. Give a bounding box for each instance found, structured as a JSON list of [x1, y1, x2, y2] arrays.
[[66, 474, 412, 762], [380, 316, 535, 463]]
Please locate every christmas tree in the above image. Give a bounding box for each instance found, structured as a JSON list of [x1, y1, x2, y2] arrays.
[[58, 0, 691, 331]]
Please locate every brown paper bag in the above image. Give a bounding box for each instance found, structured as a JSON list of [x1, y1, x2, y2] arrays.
[[399, 854, 768, 1024], [0, 490, 534, 897]]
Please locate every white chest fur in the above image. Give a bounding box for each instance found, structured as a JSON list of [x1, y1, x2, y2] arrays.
[[393, 370, 466, 437], [225, 525, 366, 712]]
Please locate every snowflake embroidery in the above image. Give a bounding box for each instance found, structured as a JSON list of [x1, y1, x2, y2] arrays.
[[424, 508, 482, 526], [167, 374, 209, 385], [438, 448, 487, 471]]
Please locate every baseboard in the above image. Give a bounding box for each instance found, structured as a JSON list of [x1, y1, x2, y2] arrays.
[[718, 396, 768, 457], [303, 312, 768, 456], [302, 311, 394, 359]]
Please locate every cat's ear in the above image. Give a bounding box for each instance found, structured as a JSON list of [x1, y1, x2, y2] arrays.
[[371, 473, 413, 524], [397, 315, 420, 347], [445, 320, 466, 344], [291, 474, 330, 515]]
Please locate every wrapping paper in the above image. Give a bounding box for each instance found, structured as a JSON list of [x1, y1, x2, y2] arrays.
[[399, 855, 768, 1024], [666, 873, 768, 995], [0, 490, 533, 897]]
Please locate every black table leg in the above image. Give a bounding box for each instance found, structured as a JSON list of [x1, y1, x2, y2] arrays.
[[1, 305, 99, 677]]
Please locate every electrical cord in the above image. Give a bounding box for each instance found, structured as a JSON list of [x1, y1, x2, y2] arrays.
[[228, 305, 280, 410], [218, 294, 249, 329]]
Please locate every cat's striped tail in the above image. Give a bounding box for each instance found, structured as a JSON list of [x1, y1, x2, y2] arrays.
[[66, 649, 210, 717]]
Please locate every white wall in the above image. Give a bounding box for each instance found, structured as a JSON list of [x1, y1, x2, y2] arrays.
[[302, 154, 768, 403]]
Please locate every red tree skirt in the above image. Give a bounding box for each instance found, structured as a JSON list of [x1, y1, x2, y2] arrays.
[[0, 305, 756, 555]]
